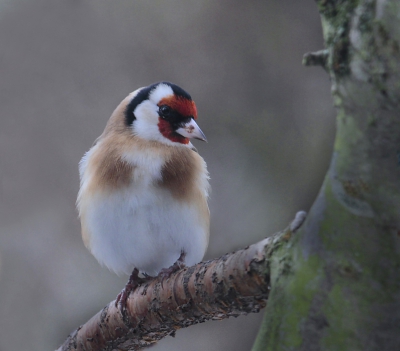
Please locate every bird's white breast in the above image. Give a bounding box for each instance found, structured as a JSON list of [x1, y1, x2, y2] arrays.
[[77, 142, 209, 276]]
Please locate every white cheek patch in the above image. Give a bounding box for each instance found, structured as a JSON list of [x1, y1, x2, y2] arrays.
[[149, 83, 174, 104], [134, 100, 158, 124], [132, 100, 161, 140], [132, 91, 182, 146]]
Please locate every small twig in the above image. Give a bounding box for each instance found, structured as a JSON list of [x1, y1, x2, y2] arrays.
[[57, 212, 305, 351], [303, 49, 329, 70], [289, 211, 307, 232]]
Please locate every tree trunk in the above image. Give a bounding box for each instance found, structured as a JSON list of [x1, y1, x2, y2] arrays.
[[252, 0, 400, 350]]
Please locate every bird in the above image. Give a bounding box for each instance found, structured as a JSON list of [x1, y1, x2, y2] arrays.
[[76, 82, 210, 304]]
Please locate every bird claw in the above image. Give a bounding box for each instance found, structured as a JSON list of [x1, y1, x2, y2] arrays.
[[115, 284, 135, 309], [116, 252, 187, 305], [158, 252, 186, 288], [115, 268, 149, 309]]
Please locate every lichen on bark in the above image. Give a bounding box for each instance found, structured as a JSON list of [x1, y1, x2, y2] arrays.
[[252, 0, 400, 350]]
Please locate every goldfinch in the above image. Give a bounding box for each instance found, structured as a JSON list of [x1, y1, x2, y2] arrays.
[[77, 82, 210, 300]]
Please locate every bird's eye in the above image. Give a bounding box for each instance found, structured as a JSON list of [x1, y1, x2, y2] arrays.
[[159, 105, 171, 118]]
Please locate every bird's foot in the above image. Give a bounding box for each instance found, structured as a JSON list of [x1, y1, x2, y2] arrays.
[[159, 252, 186, 287], [116, 268, 149, 309]]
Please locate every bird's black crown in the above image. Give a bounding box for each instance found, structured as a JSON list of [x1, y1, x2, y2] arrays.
[[124, 82, 192, 126]]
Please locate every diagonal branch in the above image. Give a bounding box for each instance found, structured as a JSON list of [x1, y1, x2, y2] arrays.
[[57, 213, 306, 351]]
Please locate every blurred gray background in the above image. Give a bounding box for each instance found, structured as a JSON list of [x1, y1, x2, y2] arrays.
[[0, 1, 335, 350]]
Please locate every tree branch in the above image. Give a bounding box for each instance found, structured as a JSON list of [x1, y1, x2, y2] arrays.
[[57, 214, 306, 351]]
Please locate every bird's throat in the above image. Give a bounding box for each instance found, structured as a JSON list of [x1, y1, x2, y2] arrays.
[[158, 118, 189, 144]]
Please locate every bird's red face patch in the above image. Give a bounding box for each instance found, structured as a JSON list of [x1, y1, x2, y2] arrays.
[[157, 95, 197, 144], [157, 119, 189, 144], [158, 95, 198, 119]]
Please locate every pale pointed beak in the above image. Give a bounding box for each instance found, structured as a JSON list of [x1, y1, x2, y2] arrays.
[[176, 118, 207, 142]]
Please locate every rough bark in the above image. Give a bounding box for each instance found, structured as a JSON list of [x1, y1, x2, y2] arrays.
[[252, 0, 400, 350], [57, 216, 306, 351]]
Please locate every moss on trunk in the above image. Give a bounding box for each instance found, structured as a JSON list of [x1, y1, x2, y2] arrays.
[[252, 0, 400, 350]]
